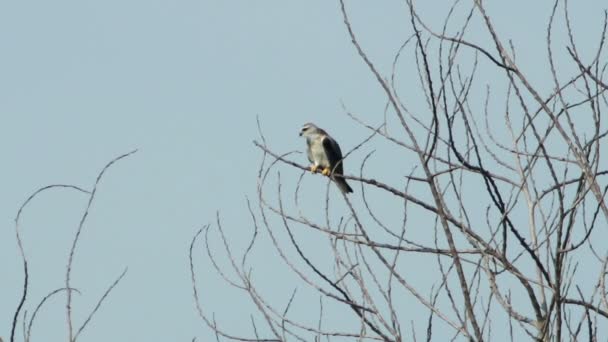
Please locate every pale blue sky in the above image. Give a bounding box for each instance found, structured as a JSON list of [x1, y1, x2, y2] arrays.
[[1, 0, 606, 341]]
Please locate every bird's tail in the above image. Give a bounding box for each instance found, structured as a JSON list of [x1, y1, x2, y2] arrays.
[[333, 175, 353, 194]]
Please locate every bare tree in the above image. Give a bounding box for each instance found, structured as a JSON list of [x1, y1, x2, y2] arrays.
[[10, 151, 136, 342], [190, 1, 608, 341]]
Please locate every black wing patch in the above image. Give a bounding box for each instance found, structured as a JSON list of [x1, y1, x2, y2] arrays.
[[322, 136, 344, 175]]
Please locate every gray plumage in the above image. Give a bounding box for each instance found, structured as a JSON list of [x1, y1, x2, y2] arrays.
[[299, 123, 353, 193]]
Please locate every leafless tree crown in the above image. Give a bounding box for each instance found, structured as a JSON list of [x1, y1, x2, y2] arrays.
[[190, 1, 608, 341]]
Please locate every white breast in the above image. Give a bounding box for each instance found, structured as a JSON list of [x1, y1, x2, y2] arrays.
[[309, 137, 330, 168]]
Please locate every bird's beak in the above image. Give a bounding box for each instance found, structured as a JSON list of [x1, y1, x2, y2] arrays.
[[299, 131, 303, 136]]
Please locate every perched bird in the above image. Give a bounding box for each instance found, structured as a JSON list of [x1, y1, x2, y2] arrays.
[[299, 123, 353, 193]]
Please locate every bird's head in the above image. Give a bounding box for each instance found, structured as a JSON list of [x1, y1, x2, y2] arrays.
[[299, 122, 323, 137]]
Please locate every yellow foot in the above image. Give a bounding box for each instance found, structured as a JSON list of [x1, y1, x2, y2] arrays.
[[321, 167, 331, 176], [310, 165, 319, 173]]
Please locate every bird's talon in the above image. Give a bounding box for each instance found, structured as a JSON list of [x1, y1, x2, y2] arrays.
[[310, 165, 318, 173], [321, 168, 331, 176]]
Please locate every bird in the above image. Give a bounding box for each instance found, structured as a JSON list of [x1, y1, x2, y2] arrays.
[[299, 123, 353, 193]]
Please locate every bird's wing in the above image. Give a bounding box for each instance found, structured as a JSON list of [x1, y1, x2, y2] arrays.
[[322, 135, 344, 174]]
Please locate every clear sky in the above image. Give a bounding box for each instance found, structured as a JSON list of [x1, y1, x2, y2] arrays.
[[1, 0, 606, 341]]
